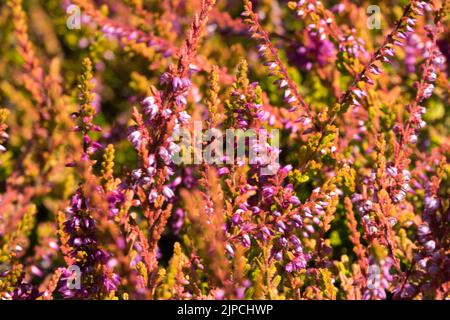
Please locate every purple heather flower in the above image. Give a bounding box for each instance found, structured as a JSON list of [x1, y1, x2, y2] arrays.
[[290, 196, 301, 206], [262, 186, 276, 200], [288, 35, 335, 71], [218, 167, 229, 176], [162, 186, 174, 199], [424, 196, 439, 211], [159, 147, 172, 165], [12, 283, 41, 300], [422, 84, 434, 99], [128, 130, 143, 149], [424, 240, 436, 252], [225, 244, 235, 256]]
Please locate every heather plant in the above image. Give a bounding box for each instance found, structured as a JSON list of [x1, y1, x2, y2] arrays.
[[0, 0, 448, 300]]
